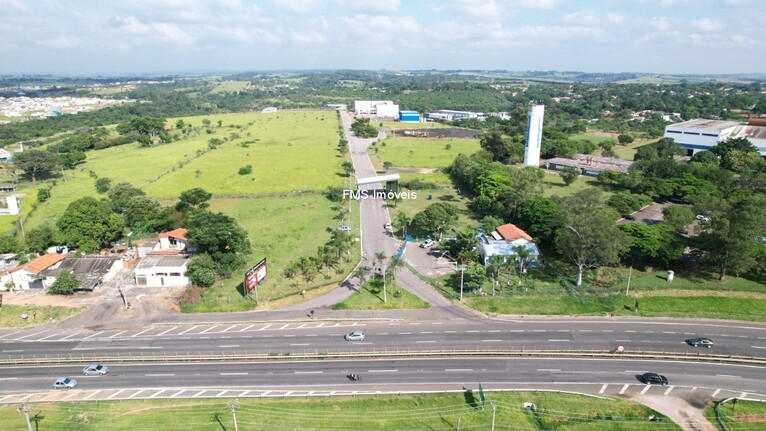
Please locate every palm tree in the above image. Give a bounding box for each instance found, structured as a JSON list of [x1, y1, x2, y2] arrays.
[[486, 255, 506, 296], [512, 245, 533, 284], [352, 264, 368, 293], [373, 251, 388, 303], [395, 212, 411, 239]]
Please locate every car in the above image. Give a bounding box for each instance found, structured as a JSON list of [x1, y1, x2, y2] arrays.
[[338, 225, 351, 232], [686, 337, 714, 348], [419, 239, 434, 248], [83, 364, 109, 376], [640, 372, 668, 385], [384, 222, 392, 232], [53, 377, 78, 389], [696, 214, 711, 222], [622, 214, 636, 221], [344, 331, 365, 341]]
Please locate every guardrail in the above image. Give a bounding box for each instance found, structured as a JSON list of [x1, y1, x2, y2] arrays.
[[2, 348, 766, 367]]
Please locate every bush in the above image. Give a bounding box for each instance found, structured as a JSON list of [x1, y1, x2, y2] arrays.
[[48, 272, 79, 295], [37, 188, 50, 203], [238, 165, 253, 175], [186, 254, 218, 287], [95, 177, 112, 194]]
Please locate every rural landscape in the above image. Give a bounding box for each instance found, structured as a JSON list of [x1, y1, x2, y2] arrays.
[[2, 1, 766, 430]]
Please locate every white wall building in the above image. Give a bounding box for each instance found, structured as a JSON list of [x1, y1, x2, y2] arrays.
[[2, 253, 65, 290], [353, 101, 399, 118], [0, 195, 19, 215], [664, 118, 766, 156], [524, 104, 544, 167], [427, 110, 483, 121], [134, 255, 189, 287]]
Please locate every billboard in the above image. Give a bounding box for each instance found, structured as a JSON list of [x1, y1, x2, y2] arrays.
[[244, 258, 267, 293]]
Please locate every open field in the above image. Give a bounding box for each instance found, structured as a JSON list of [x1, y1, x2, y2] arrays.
[[0, 304, 82, 328], [382, 120, 455, 129], [542, 171, 600, 198], [373, 136, 480, 169], [706, 399, 766, 431], [568, 132, 655, 160], [332, 277, 430, 310], [0, 392, 675, 431], [209, 80, 251, 93]]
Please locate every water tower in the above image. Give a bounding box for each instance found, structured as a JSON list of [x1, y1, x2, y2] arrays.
[[524, 104, 545, 167]]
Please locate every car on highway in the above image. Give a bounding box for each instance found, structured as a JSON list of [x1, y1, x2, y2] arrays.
[[419, 239, 434, 248], [344, 331, 365, 341], [384, 222, 392, 232], [686, 337, 714, 348], [53, 377, 78, 389], [640, 372, 668, 385], [83, 364, 109, 376]]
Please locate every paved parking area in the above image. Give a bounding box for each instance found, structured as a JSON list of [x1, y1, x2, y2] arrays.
[[402, 242, 455, 278], [619, 202, 673, 225]]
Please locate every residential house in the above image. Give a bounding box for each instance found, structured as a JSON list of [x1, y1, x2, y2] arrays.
[[478, 223, 540, 268], [41, 256, 123, 291], [151, 228, 193, 254], [1, 253, 65, 290], [134, 255, 189, 287]]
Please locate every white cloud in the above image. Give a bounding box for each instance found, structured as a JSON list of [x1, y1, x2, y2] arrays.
[[335, 0, 401, 15], [116, 17, 195, 45], [691, 18, 723, 32], [38, 35, 80, 49], [271, 0, 320, 15], [563, 10, 600, 25]]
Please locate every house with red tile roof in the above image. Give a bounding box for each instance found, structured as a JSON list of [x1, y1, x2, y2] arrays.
[[478, 223, 539, 268], [1, 253, 65, 290], [150, 228, 194, 255]]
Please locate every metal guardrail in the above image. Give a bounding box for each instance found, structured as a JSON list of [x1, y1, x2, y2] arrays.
[[2, 348, 765, 367]]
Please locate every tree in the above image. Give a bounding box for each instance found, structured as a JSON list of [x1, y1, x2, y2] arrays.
[[350, 118, 378, 138], [341, 161, 355, 177], [690, 151, 719, 166], [410, 203, 459, 240], [516, 196, 561, 244], [185, 211, 251, 274], [123, 196, 176, 233], [0, 234, 20, 254], [486, 255, 506, 295], [559, 166, 580, 186], [116, 116, 169, 146], [57, 197, 124, 253], [95, 177, 112, 194], [25, 224, 57, 254], [238, 165, 253, 175], [176, 188, 213, 213], [445, 230, 480, 264], [480, 215, 503, 235], [513, 245, 533, 281], [387, 256, 405, 287], [618, 134, 635, 145], [395, 212, 411, 238], [462, 263, 487, 292], [503, 167, 546, 222], [108, 182, 146, 213], [175, 119, 186, 129], [662, 206, 695, 232], [555, 189, 630, 287], [710, 137, 758, 171], [48, 271, 79, 295], [13, 149, 59, 181], [479, 130, 512, 163], [186, 254, 218, 287]]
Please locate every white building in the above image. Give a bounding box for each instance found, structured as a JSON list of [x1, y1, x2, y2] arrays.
[[134, 255, 189, 287], [152, 228, 193, 254], [1, 253, 65, 290], [427, 110, 483, 121], [0, 195, 19, 215], [664, 118, 766, 156], [354, 101, 399, 118], [524, 104, 544, 167], [478, 224, 540, 267]]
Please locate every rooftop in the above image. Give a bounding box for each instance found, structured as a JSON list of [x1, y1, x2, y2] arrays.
[[137, 255, 188, 270], [42, 256, 120, 290], [545, 154, 635, 174], [158, 228, 187, 241], [10, 253, 65, 274], [495, 224, 533, 242], [667, 119, 739, 131]]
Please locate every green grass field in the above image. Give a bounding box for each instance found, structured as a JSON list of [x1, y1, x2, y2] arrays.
[[0, 305, 82, 328], [706, 399, 766, 431], [0, 392, 676, 431], [542, 171, 600, 198], [382, 121, 455, 129], [332, 277, 430, 310], [373, 136, 480, 169]]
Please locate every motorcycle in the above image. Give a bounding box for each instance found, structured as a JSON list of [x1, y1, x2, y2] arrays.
[[348, 373, 362, 381]]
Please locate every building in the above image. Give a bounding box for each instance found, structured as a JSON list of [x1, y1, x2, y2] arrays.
[[545, 154, 635, 176], [399, 111, 420, 123], [2, 253, 65, 290], [0, 148, 12, 162], [664, 118, 766, 156], [0, 195, 19, 216], [134, 255, 189, 287], [354, 101, 400, 118], [325, 103, 347, 111], [151, 228, 193, 254], [261, 107, 278, 114], [426, 110, 483, 121], [478, 224, 540, 267], [524, 104, 544, 167], [41, 256, 122, 291]]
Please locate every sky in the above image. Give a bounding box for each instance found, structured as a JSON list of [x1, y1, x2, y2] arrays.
[[1, 0, 764, 75]]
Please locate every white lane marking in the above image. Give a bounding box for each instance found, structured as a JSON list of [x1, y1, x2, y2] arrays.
[[716, 374, 741, 378], [145, 373, 174, 377], [416, 340, 436, 343], [156, 327, 177, 337], [0, 330, 23, 340], [579, 330, 592, 332], [192, 390, 207, 398], [619, 384, 629, 394], [625, 330, 636, 333], [219, 345, 240, 348], [221, 373, 248, 376], [445, 331, 456, 334], [131, 328, 153, 337], [16, 330, 49, 340], [740, 392, 748, 398], [640, 385, 652, 395], [178, 326, 198, 335], [37, 333, 62, 341], [83, 390, 101, 400], [200, 325, 219, 334], [377, 333, 388, 335], [481, 339, 502, 342], [599, 384, 608, 394], [466, 330, 479, 333], [290, 343, 310, 346], [445, 369, 473, 372], [284, 335, 295, 337], [279, 324, 289, 330], [170, 390, 186, 398], [297, 323, 307, 329], [510, 330, 523, 333], [420, 331, 432, 334], [663, 332, 676, 334], [712, 389, 721, 397], [83, 331, 105, 340], [128, 390, 146, 399], [139, 346, 162, 349], [537, 369, 561, 372], [315, 323, 325, 328], [258, 324, 272, 331], [601, 330, 613, 333], [109, 330, 128, 338], [295, 371, 323, 374], [60, 391, 79, 401], [239, 325, 255, 332], [72, 346, 162, 351], [400, 332, 411, 335], [369, 369, 398, 373], [615, 339, 632, 342], [260, 390, 272, 396], [216, 390, 228, 397], [221, 325, 237, 333], [149, 390, 167, 398], [664, 386, 674, 395], [239, 390, 251, 397], [751, 345, 766, 349], [1, 350, 23, 353], [107, 389, 127, 399], [533, 330, 546, 333], [488, 330, 501, 333], [548, 339, 569, 342], [0, 377, 18, 381]]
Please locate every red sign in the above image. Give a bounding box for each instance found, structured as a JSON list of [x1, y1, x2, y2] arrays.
[[244, 258, 267, 293]]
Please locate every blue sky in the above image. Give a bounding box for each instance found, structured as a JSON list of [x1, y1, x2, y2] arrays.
[[1, 0, 763, 75]]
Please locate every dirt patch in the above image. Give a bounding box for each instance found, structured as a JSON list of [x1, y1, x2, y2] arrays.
[[632, 289, 766, 299], [180, 286, 205, 305], [391, 128, 478, 139], [632, 394, 717, 431], [388, 167, 437, 174]]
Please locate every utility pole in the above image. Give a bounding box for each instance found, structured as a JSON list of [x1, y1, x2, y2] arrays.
[[625, 265, 633, 296], [383, 264, 387, 304], [229, 400, 239, 431], [459, 265, 465, 302], [490, 404, 496, 431], [17, 402, 32, 431]]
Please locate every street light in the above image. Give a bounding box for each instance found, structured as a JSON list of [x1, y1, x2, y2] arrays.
[[377, 266, 386, 303]]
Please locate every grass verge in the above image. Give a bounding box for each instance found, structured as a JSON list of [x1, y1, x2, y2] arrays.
[[0, 305, 83, 328], [705, 399, 766, 431], [332, 277, 429, 310]]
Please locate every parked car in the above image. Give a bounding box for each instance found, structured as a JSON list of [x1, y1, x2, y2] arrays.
[[53, 377, 78, 389], [623, 214, 636, 221], [419, 239, 434, 248], [344, 331, 365, 341], [338, 225, 351, 232], [696, 214, 711, 222], [83, 364, 109, 376], [384, 222, 392, 232], [640, 373, 668, 385], [686, 337, 714, 348]]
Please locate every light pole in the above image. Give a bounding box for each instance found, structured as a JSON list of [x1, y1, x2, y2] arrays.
[[459, 265, 465, 302], [377, 266, 386, 303]]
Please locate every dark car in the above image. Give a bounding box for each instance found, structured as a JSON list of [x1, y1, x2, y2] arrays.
[[623, 214, 636, 221], [640, 372, 668, 385], [686, 337, 714, 348]]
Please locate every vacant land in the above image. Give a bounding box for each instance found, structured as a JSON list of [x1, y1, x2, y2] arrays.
[[332, 277, 430, 310], [706, 399, 766, 431], [372, 136, 480, 170], [0, 304, 82, 328], [0, 392, 675, 431]]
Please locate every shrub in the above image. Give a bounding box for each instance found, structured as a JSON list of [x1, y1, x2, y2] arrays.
[[238, 165, 253, 175], [48, 272, 79, 295]]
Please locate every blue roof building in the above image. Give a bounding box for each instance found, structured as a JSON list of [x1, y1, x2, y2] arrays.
[[399, 111, 420, 123]]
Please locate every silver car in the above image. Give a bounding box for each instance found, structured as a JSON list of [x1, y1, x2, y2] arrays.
[[344, 331, 365, 341], [83, 364, 109, 376], [53, 377, 78, 389]]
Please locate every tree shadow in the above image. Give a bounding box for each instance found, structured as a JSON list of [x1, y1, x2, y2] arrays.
[[212, 413, 228, 431], [463, 388, 478, 409], [31, 412, 44, 431]]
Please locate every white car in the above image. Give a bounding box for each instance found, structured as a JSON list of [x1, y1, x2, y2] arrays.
[[384, 223, 393, 232], [53, 377, 78, 389], [83, 364, 109, 376], [696, 214, 711, 222], [344, 331, 365, 341]]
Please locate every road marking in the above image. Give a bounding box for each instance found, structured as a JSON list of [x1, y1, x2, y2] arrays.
[[537, 369, 561, 372], [548, 339, 569, 342], [200, 325, 219, 334], [601, 330, 613, 333], [239, 325, 255, 332], [488, 330, 501, 333], [131, 328, 153, 337], [285, 335, 295, 337], [533, 330, 546, 333], [466, 330, 479, 333], [314, 323, 325, 328], [215, 390, 228, 397], [1, 350, 23, 353], [219, 345, 240, 348], [445, 331, 456, 333], [509, 330, 523, 333], [579, 330, 592, 332], [109, 330, 128, 338], [618, 384, 630, 394], [0, 330, 23, 340], [107, 389, 127, 399], [369, 369, 397, 373], [664, 386, 674, 395], [751, 345, 766, 349], [259, 324, 272, 331], [128, 389, 146, 399], [15, 330, 49, 340], [260, 390, 272, 396], [640, 385, 652, 395], [170, 390, 186, 398], [295, 371, 323, 374], [416, 340, 436, 343], [0, 378, 18, 381], [445, 369, 473, 372], [625, 330, 636, 333], [400, 332, 411, 335], [615, 339, 632, 342], [156, 327, 177, 337], [37, 333, 63, 341], [242, 335, 253, 338], [145, 374, 175, 377], [599, 384, 608, 394], [221, 325, 237, 333], [290, 343, 310, 346], [221, 372, 248, 376], [192, 390, 207, 398], [420, 331, 433, 334], [279, 324, 289, 330], [716, 374, 741, 378], [60, 391, 79, 401], [239, 390, 251, 397], [83, 331, 105, 340], [377, 333, 388, 335], [297, 323, 307, 329], [712, 389, 721, 397], [663, 331, 676, 334], [481, 340, 502, 342], [740, 392, 748, 398], [139, 346, 162, 349], [177, 326, 199, 335]]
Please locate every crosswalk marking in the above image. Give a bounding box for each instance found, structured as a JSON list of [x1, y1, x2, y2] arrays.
[[156, 327, 177, 336], [109, 330, 127, 338], [177, 326, 198, 335], [599, 384, 608, 394], [239, 325, 255, 332], [664, 386, 674, 396], [131, 328, 153, 337], [83, 331, 104, 340], [618, 384, 629, 394], [107, 389, 127, 399]]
